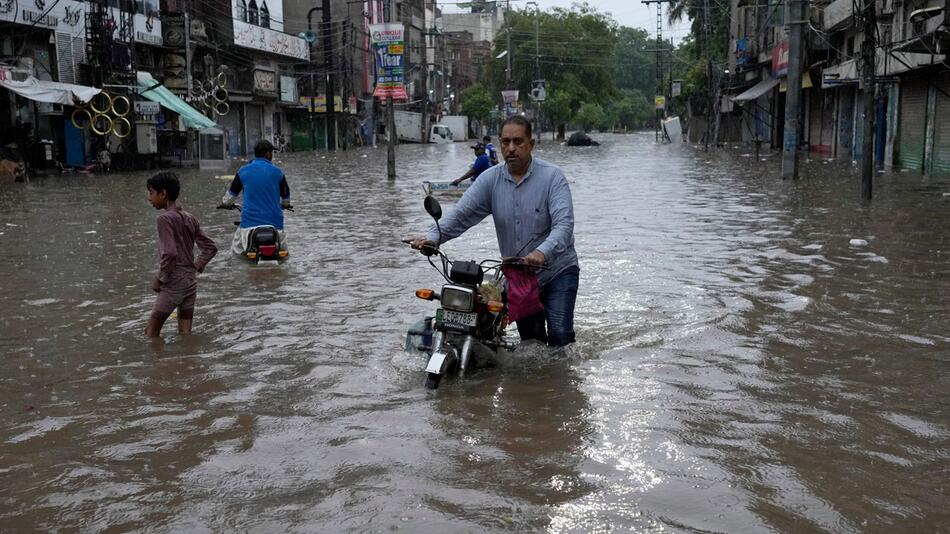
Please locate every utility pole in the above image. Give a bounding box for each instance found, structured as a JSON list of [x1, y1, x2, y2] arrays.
[[702, 0, 714, 151], [308, 7, 322, 151], [642, 0, 672, 142], [859, 0, 877, 199], [781, 0, 805, 179], [506, 0, 512, 85], [527, 1, 540, 142], [184, 10, 193, 100], [323, 0, 337, 151], [387, 0, 396, 180]]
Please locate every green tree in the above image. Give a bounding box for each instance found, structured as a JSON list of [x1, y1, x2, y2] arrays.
[[543, 89, 573, 140], [459, 84, 494, 123], [575, 102, 607, 131], [606, 89, 653, 130], [613, 27, 656, 97]]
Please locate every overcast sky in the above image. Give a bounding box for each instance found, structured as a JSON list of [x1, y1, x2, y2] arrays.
[[440, 0, 693, 43]]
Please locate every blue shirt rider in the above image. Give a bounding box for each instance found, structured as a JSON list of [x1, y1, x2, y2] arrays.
[[220, 140, 291, 254], [482, 135, 499, 166], [451, 143, 493, 186]]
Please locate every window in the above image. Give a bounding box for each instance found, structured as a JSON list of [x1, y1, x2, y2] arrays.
[[238, 0, 247, 22], [260, 0, 270, 28], [248, 0, 259, 25]]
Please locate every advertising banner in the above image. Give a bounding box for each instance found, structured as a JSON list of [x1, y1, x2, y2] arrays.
[[370, 23, 408, 101], [772, 41, 789, 78]]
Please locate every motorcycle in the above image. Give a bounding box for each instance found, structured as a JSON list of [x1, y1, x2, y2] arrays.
[[216, 204, 291, 263], [405, 194, 519, 390]]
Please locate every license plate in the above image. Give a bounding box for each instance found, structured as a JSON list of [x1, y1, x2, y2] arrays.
[[442, 309, 476, 327]]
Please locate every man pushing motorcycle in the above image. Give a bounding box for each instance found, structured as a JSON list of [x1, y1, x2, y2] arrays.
[[219, 140, 292, 255], [409, 116, 580, 347]]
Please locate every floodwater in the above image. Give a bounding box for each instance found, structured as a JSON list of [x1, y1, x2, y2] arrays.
[[1, 134, 948, 532]]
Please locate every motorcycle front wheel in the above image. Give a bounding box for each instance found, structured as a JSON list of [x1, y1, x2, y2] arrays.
[[425, 372, 442, 390]]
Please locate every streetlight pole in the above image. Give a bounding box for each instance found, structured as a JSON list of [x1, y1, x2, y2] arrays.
[[322, 0, 337, 151], [308, 7, 322, 151], [505, 0, 512, 85], [387, 0, 396, 180], [527, 1, 539, 142]]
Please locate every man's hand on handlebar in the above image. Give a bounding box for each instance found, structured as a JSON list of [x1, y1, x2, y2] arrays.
[[522, 250, 545, 268], [404, 236, 438, 256]]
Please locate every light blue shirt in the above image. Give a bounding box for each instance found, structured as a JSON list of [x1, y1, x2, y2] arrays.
[[426, 157, 578, 285]]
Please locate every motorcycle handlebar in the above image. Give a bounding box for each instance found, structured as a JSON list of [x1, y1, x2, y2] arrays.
[[217, 204, 294, 212]]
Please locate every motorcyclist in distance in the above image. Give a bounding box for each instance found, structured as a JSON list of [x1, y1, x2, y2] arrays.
[[219, 140, 292, 255]]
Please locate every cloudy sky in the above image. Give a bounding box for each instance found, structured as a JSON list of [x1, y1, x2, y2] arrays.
[[440, 0, 693, 43]]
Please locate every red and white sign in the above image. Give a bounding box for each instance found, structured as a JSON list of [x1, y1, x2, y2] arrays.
[[772, 41, 789, 78]]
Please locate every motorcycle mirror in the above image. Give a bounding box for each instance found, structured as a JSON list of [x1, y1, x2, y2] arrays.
[[424, 195, 442, 221]]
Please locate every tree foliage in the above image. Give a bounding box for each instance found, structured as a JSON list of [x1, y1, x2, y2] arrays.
[[459, 84, 494, 122], [479, 3, 657, 134], [574, 102, 607, 131]]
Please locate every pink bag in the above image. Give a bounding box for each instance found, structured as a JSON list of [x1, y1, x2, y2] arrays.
[[502, 265, 544, 322]]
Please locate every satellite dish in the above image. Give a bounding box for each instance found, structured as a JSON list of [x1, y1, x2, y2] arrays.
[[298, 30, 317, 43]]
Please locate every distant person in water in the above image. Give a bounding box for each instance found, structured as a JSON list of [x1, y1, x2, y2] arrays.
[[483, 135, 499, 166], [451, 143, 493, 186], [145, 172, 218, 337]]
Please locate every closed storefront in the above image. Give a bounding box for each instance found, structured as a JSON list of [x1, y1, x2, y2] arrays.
[[896, 77, 928, 172], [245, 103, 263, 152], [837, 85, 855, 158], [930, 76, 950, 175], [808, 87, 836, 155], [217, 104, 243, 157]]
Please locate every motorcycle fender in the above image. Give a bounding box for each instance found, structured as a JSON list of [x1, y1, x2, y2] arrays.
[[425, 351, 450, 375]]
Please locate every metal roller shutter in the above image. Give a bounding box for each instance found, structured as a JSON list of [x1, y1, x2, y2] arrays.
[[931, 77, 950, 175], [217, 106, 242, 157], [808, 88, 822, 149], [246, 104, 263, 153], [897, 78, 927, 172]]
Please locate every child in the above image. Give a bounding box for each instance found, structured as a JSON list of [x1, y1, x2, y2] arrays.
[[145, 172, 218, 337]]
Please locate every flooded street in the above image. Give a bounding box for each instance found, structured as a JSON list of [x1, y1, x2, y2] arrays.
[[1, 134, 949, 532]]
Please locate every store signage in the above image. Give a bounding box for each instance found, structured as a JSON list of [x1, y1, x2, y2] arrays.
[[370, 23, 408, 101], [253, 69, 277, 97], [0, 0, 85, 37], [233, 20, 309, 60], [280, 75, 297, 103], [134, 101, 161, 115], [300, 95, 345, 113], [501, 90, 519, 103], [134, 12, 163, 46]]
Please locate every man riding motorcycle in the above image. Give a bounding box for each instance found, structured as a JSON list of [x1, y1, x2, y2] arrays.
[[219, 140, 292, 255]]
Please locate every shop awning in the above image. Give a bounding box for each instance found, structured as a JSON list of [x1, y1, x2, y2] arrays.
[[732, 77, 780, 103], [0, 76, 101, 105], [136, 72, 216, 130]]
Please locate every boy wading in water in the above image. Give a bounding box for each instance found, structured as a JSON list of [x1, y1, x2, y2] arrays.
[[146, 172, 218, 337]]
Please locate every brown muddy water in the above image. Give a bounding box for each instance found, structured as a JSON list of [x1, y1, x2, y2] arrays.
[[1, 133, 948, 532]]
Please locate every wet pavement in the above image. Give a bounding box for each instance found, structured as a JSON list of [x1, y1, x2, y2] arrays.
[[1, 134, 949, 532]]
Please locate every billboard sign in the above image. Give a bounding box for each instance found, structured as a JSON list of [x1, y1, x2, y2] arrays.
[[370, 23, 408, 101]]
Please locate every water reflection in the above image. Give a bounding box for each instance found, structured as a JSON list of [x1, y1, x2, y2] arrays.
[[427, 362, 596, 530], [1, 136, 949, 531]]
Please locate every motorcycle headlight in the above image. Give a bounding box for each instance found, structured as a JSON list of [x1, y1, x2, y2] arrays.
[[440, 285, 474, 312]]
